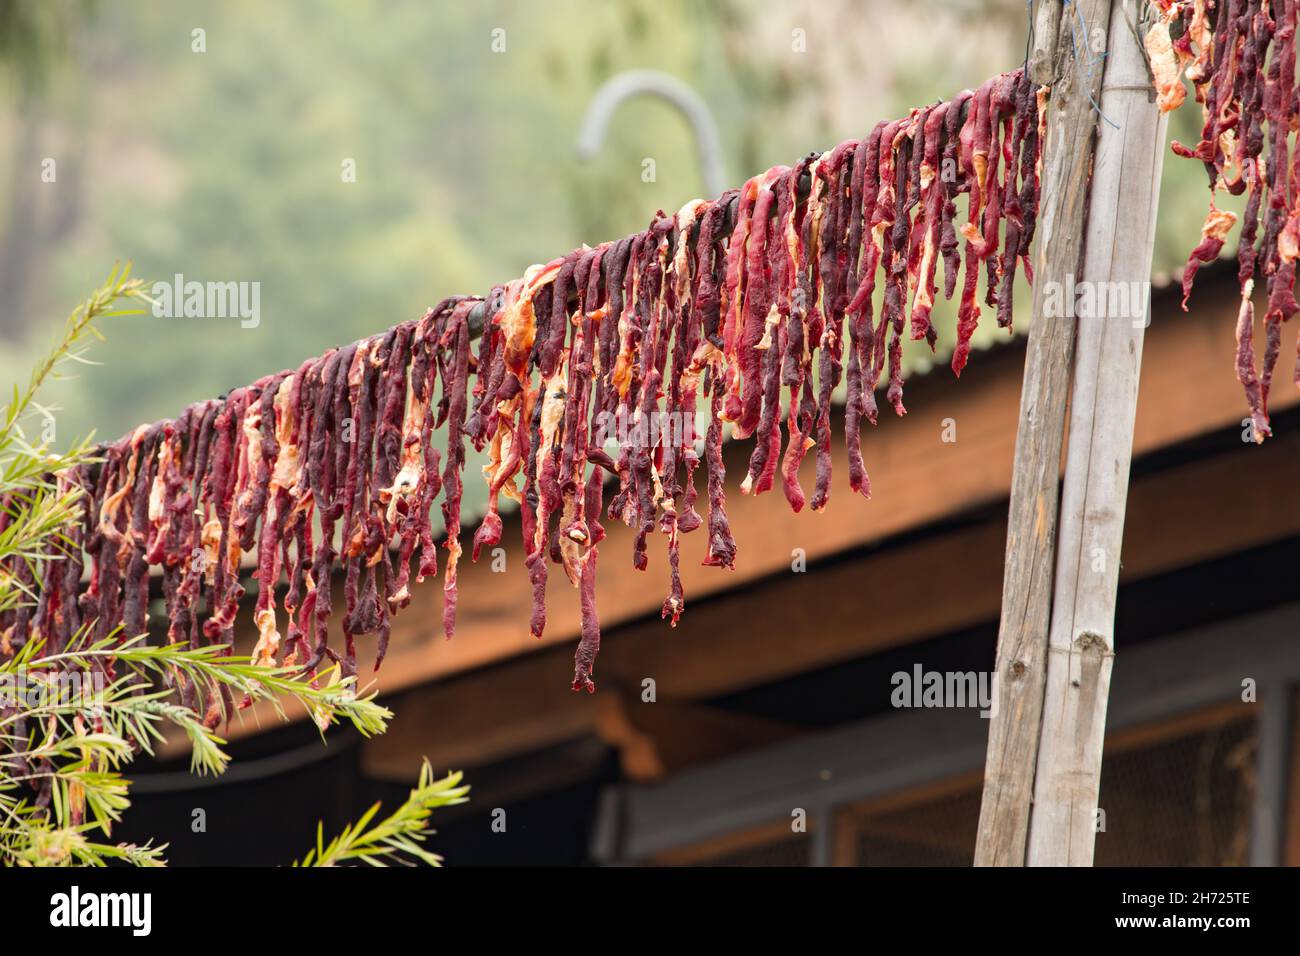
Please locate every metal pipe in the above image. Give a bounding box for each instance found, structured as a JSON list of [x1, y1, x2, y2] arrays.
[[576, 69, 728, 197]]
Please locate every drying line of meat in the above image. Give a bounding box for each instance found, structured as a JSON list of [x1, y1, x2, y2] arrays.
[[1149, 0, 1300, 440], [0, 67, 1044, 703]]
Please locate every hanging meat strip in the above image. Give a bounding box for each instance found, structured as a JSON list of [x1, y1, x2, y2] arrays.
[[1157, 0, 1300, 436], [12, 69, 1046, 699]]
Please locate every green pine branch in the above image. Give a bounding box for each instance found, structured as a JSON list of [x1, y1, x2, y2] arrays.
[[0, 265, 466, 868], [296, 762, 469, 867]]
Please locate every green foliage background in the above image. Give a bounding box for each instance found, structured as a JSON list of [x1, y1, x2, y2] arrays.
[[0, 0, 1219, 449]]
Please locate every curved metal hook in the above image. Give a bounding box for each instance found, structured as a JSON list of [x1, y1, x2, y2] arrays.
[[576, 69, 727, 197]]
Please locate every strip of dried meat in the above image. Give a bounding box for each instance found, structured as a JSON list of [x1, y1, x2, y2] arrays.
[[1157, 0, 1300, 435], [21, 68, 1044, 706]]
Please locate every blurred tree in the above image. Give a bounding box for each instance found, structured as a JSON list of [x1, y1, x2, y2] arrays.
[[0, 0, 1215, 447], [0, 0, 93, 341]]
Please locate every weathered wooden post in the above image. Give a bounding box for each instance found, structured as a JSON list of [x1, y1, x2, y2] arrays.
[[974, 0, 1117, 866], [1025, 0, 1169, 865], [976, 0, 1168, 865]]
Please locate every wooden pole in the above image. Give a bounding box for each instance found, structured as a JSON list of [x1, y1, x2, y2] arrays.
[[1026, 0, 1168, 865], [1248, 685, 1295, 866], [974, 0, 1116, 866], [1027, 0, 1065, 87]]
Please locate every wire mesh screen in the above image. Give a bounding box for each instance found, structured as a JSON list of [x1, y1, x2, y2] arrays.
[[840, 713, 1257, 866], [850, 787, 981, 866], [1093, 716, 1256, 866], [688, 832, 811, 867]]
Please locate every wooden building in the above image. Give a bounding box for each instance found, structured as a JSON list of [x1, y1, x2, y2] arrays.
[[122, 267, 1300, 866]]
